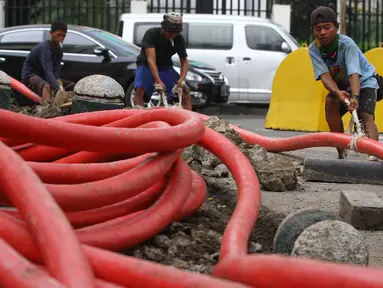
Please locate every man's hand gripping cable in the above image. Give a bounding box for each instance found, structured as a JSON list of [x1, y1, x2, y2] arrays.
[[344, 98, 365, 152]]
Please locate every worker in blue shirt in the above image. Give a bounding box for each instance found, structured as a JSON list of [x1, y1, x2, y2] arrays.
[[308, 6, 380, 161]]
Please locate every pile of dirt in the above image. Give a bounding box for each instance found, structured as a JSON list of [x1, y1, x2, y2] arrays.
[[121, 116, 300, 274], [10, 103, 71, 119], [122, 200, 286, 274], [189, 116, 299, 192]]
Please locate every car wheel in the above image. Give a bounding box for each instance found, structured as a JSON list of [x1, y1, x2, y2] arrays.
[[125, 82, 162, 108]]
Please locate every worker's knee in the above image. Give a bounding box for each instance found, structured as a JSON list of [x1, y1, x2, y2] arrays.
[[42, 83, 52, 91], [325, 96, 341, 118], [360, 112, 374, 124], [325, 96, 339, 111]]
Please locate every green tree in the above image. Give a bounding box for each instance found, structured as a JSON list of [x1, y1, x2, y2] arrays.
[[29, 0, 131, 32]]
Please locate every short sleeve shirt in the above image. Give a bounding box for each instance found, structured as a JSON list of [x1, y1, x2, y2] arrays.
[[308, 34, 378, 90], [136, 27, 188, 69]]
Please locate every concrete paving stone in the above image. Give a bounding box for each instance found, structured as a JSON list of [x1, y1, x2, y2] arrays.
[[339, 190, 383, 230]]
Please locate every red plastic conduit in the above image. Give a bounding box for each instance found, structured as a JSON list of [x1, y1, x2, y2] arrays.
[[1, 179, 167, 228], [0, 109, 144, 148], [213, 254, 383, 288], [17, 118, 167, 163], [0, 141, 95, 287], [198, 127, 261, 260], [0, 212, 253, 288], [27, 153, 153, 184], [1, 105, 383, 288], [0, 238, 65, 288], [9, 76, 41, 104], [0, 108, 205, 154]]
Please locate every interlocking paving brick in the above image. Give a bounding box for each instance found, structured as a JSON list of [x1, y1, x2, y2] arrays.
[[339, 190, 383, 230]]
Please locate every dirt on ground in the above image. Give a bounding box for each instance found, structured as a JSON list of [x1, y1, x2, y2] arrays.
[[8, 104, 383, 272], [119, 116, 299, 274], [10, 103, 72, 119]]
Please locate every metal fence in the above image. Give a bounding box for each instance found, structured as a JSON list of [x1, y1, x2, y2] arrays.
[[346, 0, 383, 51], [4, 0, 383, 52], [279, 0, 383, 52], [5, 0, 132, 33], [4, 0, 273, 33]]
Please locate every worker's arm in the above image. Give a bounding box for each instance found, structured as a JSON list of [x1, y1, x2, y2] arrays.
[[146, 48, 162, 84], [344, 43, 362, 98], [39, 48, 59, 90], [178, 57, 188, 85], [141, 29, 162, 85], [176, 35, 189, 85], [309, 47, 345, 99], [319, 72, 342, 96]]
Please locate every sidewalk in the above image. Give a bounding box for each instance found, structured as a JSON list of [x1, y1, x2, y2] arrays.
[[263, 147, 383, 268]]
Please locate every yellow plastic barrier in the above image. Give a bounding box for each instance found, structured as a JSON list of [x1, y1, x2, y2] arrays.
[[265, 42, 383, 132], [265, 44, 329, 132], [363, 43, 383, 132]]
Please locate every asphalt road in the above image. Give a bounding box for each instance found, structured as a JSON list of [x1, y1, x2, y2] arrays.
[[201, 106, 313, 138], [200, 105, 383, 141]]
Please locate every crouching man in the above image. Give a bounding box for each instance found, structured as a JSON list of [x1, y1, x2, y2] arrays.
[[21, 20, 75, 104]]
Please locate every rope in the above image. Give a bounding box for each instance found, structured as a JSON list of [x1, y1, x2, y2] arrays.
[[154, 82, 184, 108], [344, 98, 365, 152]]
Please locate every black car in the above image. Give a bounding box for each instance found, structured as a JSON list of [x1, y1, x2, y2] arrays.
[[0, 24, 229, 108]]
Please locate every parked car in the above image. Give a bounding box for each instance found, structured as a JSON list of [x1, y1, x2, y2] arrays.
[[118, 13, 300, 105], [0, 24, 229, 108]]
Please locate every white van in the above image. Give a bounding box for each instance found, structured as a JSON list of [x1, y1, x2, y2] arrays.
[[117, 13, 300, 104]]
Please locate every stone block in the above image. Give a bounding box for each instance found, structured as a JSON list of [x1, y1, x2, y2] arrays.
[[11, 90, 36, 106], [292, 220, 369, 266], [0, 70, 11, 85], [273, 208, 342, 255], [0, 85, 13, 110], [74, 74, 125, 99], [71, 98, 124, 114], [339, 190, 383, 230]]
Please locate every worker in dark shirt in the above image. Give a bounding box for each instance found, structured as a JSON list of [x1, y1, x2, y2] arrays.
[[134, 12, 192, 110], [21, 20, 75, 103]]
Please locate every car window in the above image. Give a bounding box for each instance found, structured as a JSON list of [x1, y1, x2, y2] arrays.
[[133, 22, 188, 46], [134, 23, 159, 46], [187, 23, 233, 50], [0, 30, 44, 50], [88, 30, 140, 57], [63, 32, 98, 54], [275, 23, 300, 47], [245, 25, 286, 52]]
